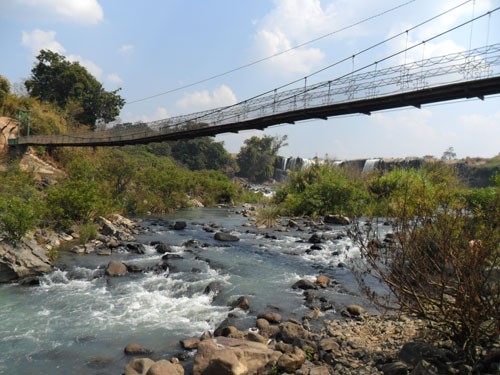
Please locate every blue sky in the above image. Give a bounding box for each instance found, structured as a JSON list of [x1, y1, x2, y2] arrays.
[[1, 0, 499, 160]]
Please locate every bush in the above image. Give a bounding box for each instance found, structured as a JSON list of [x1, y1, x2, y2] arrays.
[[351, 167, 499, 360], [0, 196, 39, 244], [275, 164, 367, 217]]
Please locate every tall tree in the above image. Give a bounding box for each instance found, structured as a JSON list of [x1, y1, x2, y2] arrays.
[[25, 50, 125, 129], [236, 135, 287, 183]]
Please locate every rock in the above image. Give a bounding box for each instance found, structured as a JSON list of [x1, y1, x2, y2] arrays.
[[257, 312, 282, 324], [231, 296, 250, 310], [379, 361, 410, 375], [97, 249, 112, 256], [125, 358, 155, 375], [275, 341, 293, 353], [398, 341, 453, 367], [146, 359, 182, 375], [315, 275, 329, 288], [126, 243, 146, 254], [310, 244, 323, 251], [180, 338, 200, 350], [99, 216, 135, 241], [412, 360, 438, 375], [292, 279, 317, 290], [308, 233, 323, 244], [107, 238, 120, 248], [246, 331, 268, 344], [214, 232, 240, 242], [324, 215, 350, 225], [203, 281, 224, 296], [346, 304, 364, 316], [154, 242, 171, 254], [126, 264, 143, 273], [173, 221, 187, 230], [105, 261, 128, 276], [279, 321, 308, 344], [277, 346, 307, 373], [193, 337, 281, 375], [319, 337, 340, 353], [0, 238, 53, 282], [124, 343, 152, 355]]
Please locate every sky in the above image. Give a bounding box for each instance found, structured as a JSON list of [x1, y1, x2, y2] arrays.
[[1, 0, 499, 160]]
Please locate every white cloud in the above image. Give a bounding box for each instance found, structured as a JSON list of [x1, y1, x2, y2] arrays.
[[123, 107, 170, 124], [107, 73, 123, 84], [67, 55, 103, 80], [21, 29, 65, 55], [176, 85, 238, 113], [118, 44, 134, 54], [253, 0, 339, 74], [7, 0, 103, 24]]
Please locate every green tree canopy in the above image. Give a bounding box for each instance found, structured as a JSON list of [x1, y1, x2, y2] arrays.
[[0, 75, 10, 106], [25, 50, 125, 129], [236, 135, 287, 183], [170, 137, 235, 172]]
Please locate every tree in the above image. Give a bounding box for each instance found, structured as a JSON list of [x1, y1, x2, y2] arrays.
[[25, 50, 125, 129], [236, 135, 287, 183], [441, 146, 457, 160], [170, 137, 235, 172], [0, 75, 10, 106]]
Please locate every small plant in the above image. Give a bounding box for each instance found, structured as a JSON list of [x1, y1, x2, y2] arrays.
[[256, 206, 281, 228], [78, 222, 98, 244]]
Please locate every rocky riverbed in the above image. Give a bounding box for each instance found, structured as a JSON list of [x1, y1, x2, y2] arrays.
[[1, 208, 499, 375]]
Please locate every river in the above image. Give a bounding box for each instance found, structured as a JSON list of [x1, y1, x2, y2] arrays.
[[0, 207, 378, 374]]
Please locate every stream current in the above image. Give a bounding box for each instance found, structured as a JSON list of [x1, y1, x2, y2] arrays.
[[0, 207, 378, 374]]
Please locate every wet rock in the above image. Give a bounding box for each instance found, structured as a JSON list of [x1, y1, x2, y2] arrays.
[[180, 338, 200, 350], [203, 281, 224, 296], [246, 331, 268, 344], [124, 243, 144, 254], [105, 261, 128, 277], [308, 233, 323, 244], [315, 275, 329, 288], [173, 221, 187, 230], [97, 249, 112, 256], [214, 232, 240, 242], [257, 312, 282, 324], [324, 215, 350, 225], [154, 242, 171, 254], [278, 346, 307, 373], [162, 253, 183, 260], [193, 337, 280, 375], [182, 239, 200, 248], [310, 244, 323, 251], [292, 279, 317, 290], [126, 264, 143, 273], [124, 343, 152, 355], [230, 296, 250, 310]]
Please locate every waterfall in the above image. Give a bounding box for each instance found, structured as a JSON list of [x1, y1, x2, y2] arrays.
[[362, 158, 380, 173]]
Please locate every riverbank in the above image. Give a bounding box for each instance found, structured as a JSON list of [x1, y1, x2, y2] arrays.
[[1, 208, 499, 374]]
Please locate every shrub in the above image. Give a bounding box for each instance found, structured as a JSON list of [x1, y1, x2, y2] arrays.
[[0, 196, 39, 244], [351, 167, 499, 361]]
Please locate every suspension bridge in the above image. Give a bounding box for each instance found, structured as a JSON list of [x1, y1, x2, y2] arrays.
[[8, 9, 500, 148]]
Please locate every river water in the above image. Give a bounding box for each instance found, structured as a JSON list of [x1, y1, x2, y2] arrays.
[[0, 207, 377, 374]]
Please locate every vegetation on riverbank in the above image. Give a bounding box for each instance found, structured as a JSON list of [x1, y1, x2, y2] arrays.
[[274, 162, 499, 362]]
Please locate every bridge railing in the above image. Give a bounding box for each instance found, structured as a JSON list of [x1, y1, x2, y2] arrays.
[[18, 44, 500, 145]]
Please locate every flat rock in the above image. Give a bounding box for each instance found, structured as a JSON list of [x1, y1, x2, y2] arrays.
[[214, 232, 240, 242]]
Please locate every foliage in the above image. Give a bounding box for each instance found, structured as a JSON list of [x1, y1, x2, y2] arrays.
[[0, 167, 43, 243], [441, 146, 457, 160], [25, 50, 125, 128], [77, 223, 99, 244], [170, 137, 236, 172], [236, 135, 287, 183], [275, 164, 367, 217], [255, 206, 281, 228], [0, 75, 10, 106], [350, 166, 499, 360]]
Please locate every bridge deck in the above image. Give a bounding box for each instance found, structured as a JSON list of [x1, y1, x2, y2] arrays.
[[15, 76, 500, 147]]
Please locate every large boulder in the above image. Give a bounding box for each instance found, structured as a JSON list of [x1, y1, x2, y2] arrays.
[[0, 237, 53, 282], [125, 358, 183, 375], [105, 261, 128, 276], [324, 215, 350, 225], [193, 337, 281, 375], [277, 346, 307, 373]]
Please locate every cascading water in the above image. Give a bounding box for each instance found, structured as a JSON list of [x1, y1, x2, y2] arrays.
[[362, 158, 380, 173], [0, 207, 375, 374]]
